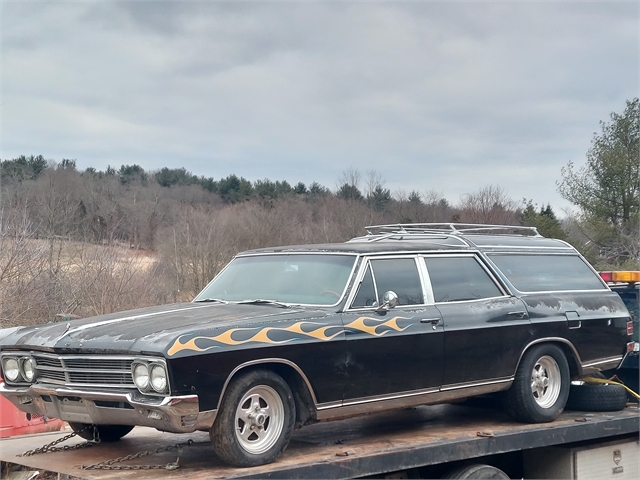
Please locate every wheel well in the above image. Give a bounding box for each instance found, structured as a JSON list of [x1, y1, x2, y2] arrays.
[[221, 362, 317, 427], [555, 343, 581, 378], [519, 340, 581, 378]]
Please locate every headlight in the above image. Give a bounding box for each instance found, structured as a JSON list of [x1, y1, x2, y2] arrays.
[[21, 357, 36, 383], [3, 357, 20, 382], [133, 363, 150, 390], [150, 364, 167, 393]]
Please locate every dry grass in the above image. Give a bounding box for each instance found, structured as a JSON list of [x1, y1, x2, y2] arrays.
[[0, 237, 168, 328]]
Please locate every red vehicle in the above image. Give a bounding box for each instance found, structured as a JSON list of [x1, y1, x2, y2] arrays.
[[0, 375, 64, 438], [0, 329, 64, 438]]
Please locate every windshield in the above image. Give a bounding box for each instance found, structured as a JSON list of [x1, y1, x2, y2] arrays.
[[194, 254, 356, 306]]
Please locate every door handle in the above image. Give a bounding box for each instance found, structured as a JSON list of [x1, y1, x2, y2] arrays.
[[508, 311, 528, 319], [420, 318, 442, 325]]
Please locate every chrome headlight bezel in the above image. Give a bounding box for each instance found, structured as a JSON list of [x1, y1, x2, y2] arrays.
[[132, 362, 150, 391], [2, 356, 21, 383], [132, 359, 169, 395], [150, 364, 168, 394], [20, 356, 37, 383]]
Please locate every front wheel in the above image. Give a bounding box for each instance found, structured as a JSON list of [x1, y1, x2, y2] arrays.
[[504, 344, 569, 423], [68, 422, 134, 442], [210, 369, 296, 467]]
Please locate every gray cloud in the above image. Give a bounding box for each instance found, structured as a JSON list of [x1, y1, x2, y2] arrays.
[[2, 1, 637, 211]]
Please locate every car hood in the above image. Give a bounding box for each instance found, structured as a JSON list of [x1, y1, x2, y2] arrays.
[[0, 302, 328, 356]]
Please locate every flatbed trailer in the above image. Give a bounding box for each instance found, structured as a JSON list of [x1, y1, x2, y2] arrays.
[[1, 402, 638, 479]]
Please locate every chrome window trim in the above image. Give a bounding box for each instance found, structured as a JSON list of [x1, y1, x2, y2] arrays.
[[421, 253, 511, 302], [485, 252, 610, 293], [344, 254, 432, 311], [478, 245, 574, 250], [433, 295, 512, 306], [416, 255, 435, 305], [344, 255, 372, 310], [515, 289, 610, 295]]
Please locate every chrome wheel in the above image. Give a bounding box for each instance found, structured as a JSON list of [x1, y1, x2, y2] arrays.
[[531, 355, 561, 408], [234, 385, 284, 455]]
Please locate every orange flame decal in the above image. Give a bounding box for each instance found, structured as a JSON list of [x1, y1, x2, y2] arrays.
[[345, 316, 411, 337], [167, 321, 343, 356]]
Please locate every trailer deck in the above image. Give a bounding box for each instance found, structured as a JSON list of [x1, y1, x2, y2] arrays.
[[1, 403, 638, 479]]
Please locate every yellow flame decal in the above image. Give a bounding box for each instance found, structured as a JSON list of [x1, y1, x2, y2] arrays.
[[167, 321, 343, 356], [345, 316, 411, 337], [167, 336, 207, 356], [283, 322, 343, 341], [244, 327, 292, 345], [211, 328, 256, 346]]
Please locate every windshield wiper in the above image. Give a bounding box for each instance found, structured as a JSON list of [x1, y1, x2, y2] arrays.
[[236, 299, 292, 309], [194, 298, 229, 304]]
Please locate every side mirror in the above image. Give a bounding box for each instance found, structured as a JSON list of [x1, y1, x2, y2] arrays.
[[376, 291, 399, 313]]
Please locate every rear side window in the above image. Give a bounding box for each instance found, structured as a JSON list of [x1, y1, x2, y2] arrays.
[[489, 254, 605, 292], [424, 256, 503, 303]]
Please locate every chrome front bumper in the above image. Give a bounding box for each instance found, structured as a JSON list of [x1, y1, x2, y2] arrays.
[[0, 382, 217, 433]]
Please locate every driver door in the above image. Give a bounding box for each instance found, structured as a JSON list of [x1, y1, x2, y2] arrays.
[[342, 256, 444, 401]]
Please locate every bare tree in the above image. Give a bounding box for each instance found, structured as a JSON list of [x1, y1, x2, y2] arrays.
[[456, 185, 521, 225], [0, 209, 49, 327], [64, 244, 163, 317]]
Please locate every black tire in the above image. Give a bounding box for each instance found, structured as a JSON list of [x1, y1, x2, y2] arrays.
[[504, 344, 570, 423], [442, 463, 510, 479], [566, 382, 628, 412], [210, 369, 296, 467], [68, 422, 134, 442]]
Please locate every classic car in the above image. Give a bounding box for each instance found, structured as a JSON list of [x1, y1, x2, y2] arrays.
[[0, 224, 634, 467]]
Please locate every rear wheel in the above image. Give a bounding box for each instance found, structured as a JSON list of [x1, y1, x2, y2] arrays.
[[505, 344, 569, 423], [210, 369, 295, 467], [442, 463, 510, 479], [68, 422, 133, 442]]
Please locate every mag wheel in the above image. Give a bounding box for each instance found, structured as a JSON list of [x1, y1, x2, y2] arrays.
[[505, 344, 569, 423], [211, 369, 295, 467], [531, 355, 562, 408]]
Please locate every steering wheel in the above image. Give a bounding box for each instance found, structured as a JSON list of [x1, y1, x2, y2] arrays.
[[320, 290, 341, 299]]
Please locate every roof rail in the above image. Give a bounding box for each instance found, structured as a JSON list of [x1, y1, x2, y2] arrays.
[[364, 223, 542, 237]]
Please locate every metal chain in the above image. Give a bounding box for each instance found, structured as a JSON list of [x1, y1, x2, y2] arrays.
[[19, 426, 100, 457], [19, 424, 195, 471], [82, 439, 195, 471]]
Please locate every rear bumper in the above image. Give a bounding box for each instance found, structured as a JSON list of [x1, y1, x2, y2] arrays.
[[0, 382, 216, 433]]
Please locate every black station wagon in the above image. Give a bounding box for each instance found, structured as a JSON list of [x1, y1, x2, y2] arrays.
[[0, 224, 634, 467]]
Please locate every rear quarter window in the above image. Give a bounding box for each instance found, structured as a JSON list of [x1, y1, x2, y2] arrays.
[[424, 256, 504, 303], [489, 254, 606, 292]]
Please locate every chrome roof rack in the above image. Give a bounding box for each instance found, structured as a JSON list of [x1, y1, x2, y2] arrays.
[[364, 223, 542, 237]]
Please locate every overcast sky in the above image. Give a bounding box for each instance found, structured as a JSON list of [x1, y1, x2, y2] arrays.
[[1, 1, 638, 212]]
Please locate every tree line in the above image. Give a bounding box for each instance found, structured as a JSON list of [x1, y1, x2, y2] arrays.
[[0, 98, 637, 327]]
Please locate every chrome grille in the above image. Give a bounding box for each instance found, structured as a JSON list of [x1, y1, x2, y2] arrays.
[[34, 357, 63, 368], [32, 353, 135, 388]]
